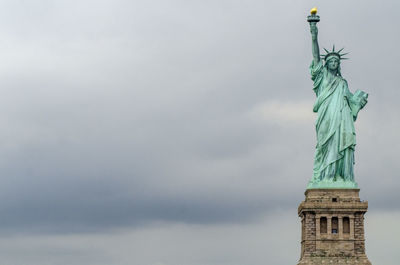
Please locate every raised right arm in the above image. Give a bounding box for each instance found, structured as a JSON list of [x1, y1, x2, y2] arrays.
[[310, 22, 320, 64]]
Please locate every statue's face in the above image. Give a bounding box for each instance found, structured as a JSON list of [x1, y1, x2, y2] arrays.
[[327, 58, 339, 71]]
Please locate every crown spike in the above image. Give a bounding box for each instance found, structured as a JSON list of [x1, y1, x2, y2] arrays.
[[321, 45, 350, 61]]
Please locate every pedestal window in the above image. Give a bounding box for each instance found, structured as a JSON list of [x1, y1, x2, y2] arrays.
[[320, 217, 327, 234], [343, 216, 350, 234], [332, 217, 338, 234]]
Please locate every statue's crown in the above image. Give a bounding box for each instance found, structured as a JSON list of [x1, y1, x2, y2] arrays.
[[321, 45, 349, 61]]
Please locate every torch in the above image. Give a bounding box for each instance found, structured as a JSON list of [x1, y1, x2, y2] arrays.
[[307, 7, 320, 23]]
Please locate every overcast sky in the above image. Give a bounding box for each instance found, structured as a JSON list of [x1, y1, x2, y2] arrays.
[[0, 0, 398, 264]]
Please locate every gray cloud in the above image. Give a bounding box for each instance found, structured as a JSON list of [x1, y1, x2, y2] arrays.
[[0, 0, 396, 249]]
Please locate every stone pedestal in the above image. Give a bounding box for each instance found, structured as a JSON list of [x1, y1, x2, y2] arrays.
[[297, 189, 372, 265]]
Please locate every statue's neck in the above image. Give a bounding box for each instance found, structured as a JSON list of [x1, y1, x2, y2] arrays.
[[325, 69, 339, 83], [328, 69, 338, 76]]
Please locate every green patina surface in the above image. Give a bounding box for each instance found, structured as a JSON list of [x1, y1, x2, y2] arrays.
[[306, 13, 368, 189]]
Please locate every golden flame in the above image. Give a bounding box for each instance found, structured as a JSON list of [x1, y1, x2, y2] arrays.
[[310, 7, 318, 15]]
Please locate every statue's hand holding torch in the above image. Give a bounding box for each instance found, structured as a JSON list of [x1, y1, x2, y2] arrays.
[[308, 8, 320, 40]]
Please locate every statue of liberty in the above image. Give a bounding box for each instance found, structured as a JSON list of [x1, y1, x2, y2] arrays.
[[307, 8, 368, 189]]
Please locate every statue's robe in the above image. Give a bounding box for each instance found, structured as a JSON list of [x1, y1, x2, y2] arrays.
[[310, 60, 364, 183]]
